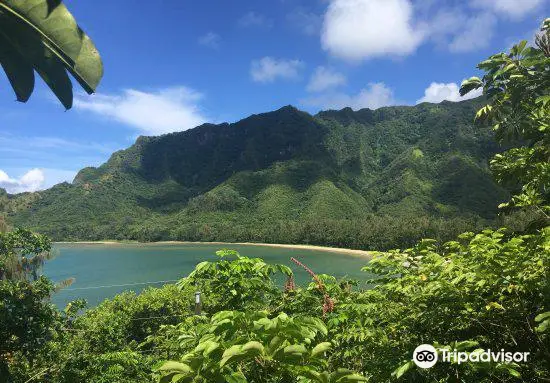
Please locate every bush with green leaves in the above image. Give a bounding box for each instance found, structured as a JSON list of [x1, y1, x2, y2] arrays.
[[177, 249, 292, 313], [460, 18, 549, 224], [0, 228, 59, 383], [324, 227, 550, 382], [156, 310, 367, 383]]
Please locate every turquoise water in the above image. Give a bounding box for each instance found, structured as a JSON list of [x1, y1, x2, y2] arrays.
[[44, 243, 372, 307]]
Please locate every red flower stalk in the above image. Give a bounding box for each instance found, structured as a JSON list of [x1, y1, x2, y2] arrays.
[[290, 257, 334, 315], [284, 275, 296, 292]]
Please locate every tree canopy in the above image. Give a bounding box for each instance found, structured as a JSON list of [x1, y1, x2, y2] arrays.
[[460, 18, 550, 226]]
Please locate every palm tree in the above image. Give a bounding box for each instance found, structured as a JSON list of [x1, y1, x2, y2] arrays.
[[0, 0, 103, 109]]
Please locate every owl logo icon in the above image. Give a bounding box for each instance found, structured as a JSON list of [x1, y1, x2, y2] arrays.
[[413, 344, 438, 368]]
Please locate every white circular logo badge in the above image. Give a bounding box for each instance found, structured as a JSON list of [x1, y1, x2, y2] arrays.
[[413, 344, 438, 368]]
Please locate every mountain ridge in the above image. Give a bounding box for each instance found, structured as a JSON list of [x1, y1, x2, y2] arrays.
[[1, 98, 512, 249]]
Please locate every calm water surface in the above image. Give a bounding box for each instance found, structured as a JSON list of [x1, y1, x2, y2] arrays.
[[44, 243, 372, 307]]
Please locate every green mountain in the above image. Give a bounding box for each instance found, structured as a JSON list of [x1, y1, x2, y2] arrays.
[[1, 99, 511, 249]]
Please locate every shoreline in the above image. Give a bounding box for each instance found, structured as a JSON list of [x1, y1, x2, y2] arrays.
[[54, 240, 373, 258]]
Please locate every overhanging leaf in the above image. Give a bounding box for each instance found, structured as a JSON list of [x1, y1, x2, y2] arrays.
[[0, 0, 103, 92], [0, 15, 73, 108], [0, 33, 34, 101], [0, 0, 103, 108]]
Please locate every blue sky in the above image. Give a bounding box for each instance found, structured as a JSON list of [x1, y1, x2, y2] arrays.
[[0, 0, 548, 193]]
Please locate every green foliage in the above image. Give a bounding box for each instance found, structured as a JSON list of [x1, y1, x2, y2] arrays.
[[0, 0, 103, 108], [460, 18, 550, 222], [1, 229, 547, 382], [156, 310, 366, 382], [346, 227, 550, 381], [0, 229, 58, 383], [178, 249, 292, 312], [0, 227, 51, 281]]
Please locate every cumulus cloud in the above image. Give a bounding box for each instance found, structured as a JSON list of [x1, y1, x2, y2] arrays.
[[427, 8, 468, 46], [250, 57, 304, 83], [238, 11, 273, 28], [307, 66, 347, 92], [416, 82, 483, 104], [198, 32, 221, 49], [449, 13, 497, 52], [469, 0, 546, 19], [0, 168, 44, 194], [302, 82, 396, 110], [321, 0, 426, 61], [75, 87, 208, 135], [319, 0, 545, 59]]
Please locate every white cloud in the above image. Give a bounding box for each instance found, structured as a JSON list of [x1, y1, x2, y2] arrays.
[[307, 66, 347, 92], [470, 0, 546, 19], [449, 13, 497, 52], [250, 57, 305, 83], [287, 9, 322, 36], [75, 87, 208, 135], [416, 82, 483, 104], [319, 0, 544, 58], [0, 168, 44, 194], [321, 0, 426, 61], [198, 32, 221, 49], [301, 82, 396, 110], [238, 12, 273, 28], [426, 8, 468, 46]]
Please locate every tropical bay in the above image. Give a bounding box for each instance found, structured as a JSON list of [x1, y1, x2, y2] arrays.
[[46, 242, 372, 307]]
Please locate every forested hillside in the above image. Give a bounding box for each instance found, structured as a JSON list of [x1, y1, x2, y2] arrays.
[[2, 99, 513, 249]]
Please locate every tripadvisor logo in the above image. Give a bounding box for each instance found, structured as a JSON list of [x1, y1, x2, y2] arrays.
[[413, 344, 438, 368], [413, 344, 530, 369]]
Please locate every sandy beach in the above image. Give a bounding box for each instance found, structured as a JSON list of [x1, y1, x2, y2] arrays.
[[54, 240, 373, 258]]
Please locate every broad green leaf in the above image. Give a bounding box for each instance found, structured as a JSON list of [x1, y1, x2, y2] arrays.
[[459, 77, 482, 96], [158, 372, 183, 383], [329, 368, 368, 382], [284, 344, 307, 354], [0, 0, 103, 92], [0, 33, 34, 101], [212, 310, 236, 323], [511, 40, 527, 56], [267, 335, 285, 355], [311, 342, 332, 358], [241, 341, 264, 355], [220, 342, 262, 368], [535, 312, 550, 322], [220, 345, 244, 368], [301, 317, 328, 336], [0, 12, 73, 108], [536, 319, 549, 333], [157, 361, 192, 374]]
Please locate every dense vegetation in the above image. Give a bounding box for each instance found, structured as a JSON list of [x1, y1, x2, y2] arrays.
[[0, 14, 548, 383], [1, 227, 549, 382], [2, 98, 530, 250]]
